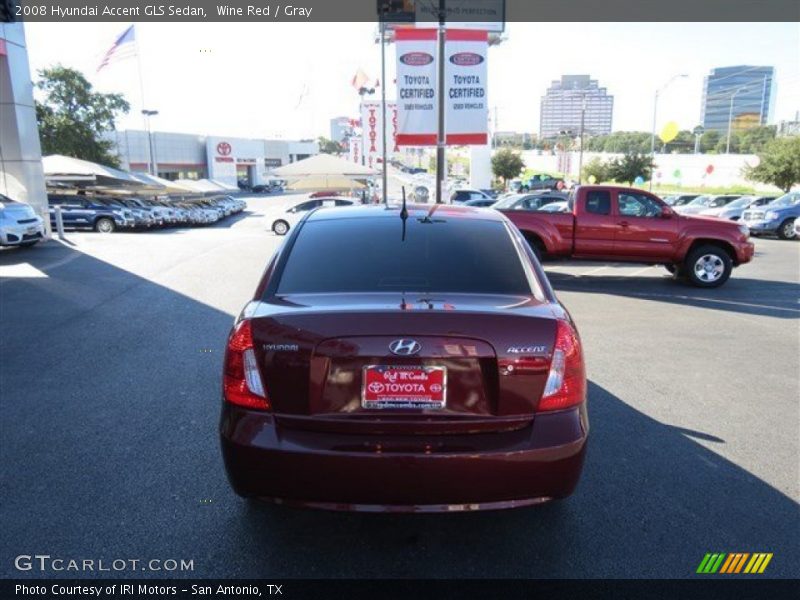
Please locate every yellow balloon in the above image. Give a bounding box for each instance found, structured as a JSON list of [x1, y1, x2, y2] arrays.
[[587, 174, 597, 184], [659, 121, 679, 144]]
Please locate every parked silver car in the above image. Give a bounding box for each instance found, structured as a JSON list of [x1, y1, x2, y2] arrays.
[[700, 195, 776, 221]]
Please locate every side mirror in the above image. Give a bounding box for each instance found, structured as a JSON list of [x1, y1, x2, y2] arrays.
[[661, 206, 673, 218]]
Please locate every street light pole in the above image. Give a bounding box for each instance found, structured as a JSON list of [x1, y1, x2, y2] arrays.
[[435, 0, 446, 204], [141, 109, 159, 176], [649, 74, 687, 191], [578, 94, 587, 184], [726, 85, 750, 154]]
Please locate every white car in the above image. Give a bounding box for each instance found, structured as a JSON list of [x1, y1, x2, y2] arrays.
[[270, 197, 357, 236], [0, 195, 46, 248], [539, 201, 570, 213]]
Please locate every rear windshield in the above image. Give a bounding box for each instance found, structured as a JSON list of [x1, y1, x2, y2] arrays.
[[275, 217, 532, 295]]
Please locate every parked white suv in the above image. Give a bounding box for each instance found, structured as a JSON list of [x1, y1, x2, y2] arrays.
[[0, 195, 46, 248]]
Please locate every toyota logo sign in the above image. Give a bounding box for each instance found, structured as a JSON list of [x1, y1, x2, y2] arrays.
[[389, 339, 422, 356], [216, 142, 232, 156]]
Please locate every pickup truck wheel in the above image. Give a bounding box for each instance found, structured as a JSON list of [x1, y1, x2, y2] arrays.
[[685, 245, 732, 288], [777, 219, 796, 240], [272, 220, 289, 236], [94, 217, 115, 233]]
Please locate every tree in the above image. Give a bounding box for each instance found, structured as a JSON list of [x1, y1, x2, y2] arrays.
[[317, 136, 343, 155], [744, 136, 800, 192], [35, 65, 130, 166], [739, 125, 777, 154], [607, 152, 655, 185], [491, 148, 525, 185], [699, 130, 721, 153], [583, 157, 610, 183]]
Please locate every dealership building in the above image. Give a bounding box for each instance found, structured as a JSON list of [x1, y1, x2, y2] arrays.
[[105, 130, 319, 187]]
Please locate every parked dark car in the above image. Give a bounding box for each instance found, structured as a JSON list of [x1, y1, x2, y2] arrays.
[[742, 191, 800, 239], [663, 194, 700, 207], [47, 194, 133, 233], [493, 192, 568, 212], [220, 203, 588, 511]]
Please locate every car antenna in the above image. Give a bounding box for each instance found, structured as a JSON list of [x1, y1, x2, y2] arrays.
[[400, 186, 408, 242]]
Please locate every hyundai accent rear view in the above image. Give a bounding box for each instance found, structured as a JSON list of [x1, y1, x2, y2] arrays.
[[220, 204, 588, 511]]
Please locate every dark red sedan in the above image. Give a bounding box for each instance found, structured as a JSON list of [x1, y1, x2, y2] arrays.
[[220, 203, 588, 511]]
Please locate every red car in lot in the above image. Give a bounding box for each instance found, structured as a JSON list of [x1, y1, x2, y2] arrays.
[[502, 185, 755, 287], [220, 204, 588, 511]]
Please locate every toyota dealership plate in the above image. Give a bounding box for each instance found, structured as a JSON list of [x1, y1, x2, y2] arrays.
[[362, 365, 447, 409]]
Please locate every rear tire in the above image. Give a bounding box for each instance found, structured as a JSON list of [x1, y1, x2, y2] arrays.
[[272, 220, 289, 236], [95, 217, 115, 233], [777, 219, 796, 240], [684, 245, 732, 288]]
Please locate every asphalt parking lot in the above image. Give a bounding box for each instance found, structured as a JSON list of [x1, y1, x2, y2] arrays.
[[1, 194, 798, 579]]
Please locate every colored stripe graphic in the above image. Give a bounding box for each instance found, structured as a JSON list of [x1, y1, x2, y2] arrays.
[[700, 552, 774, 575], [697, 553, 727, 573]]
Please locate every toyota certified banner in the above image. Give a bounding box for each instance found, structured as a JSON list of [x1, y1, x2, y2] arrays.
[[445, 29, 488, 145], [360, 101, 398, 168], [395, 28, 438, 146]]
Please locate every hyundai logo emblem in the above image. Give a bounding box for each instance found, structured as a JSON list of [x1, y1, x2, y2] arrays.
[[389, 339, 422, 356]]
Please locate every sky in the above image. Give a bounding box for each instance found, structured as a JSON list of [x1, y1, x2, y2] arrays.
[[23, 21, 800, 140]]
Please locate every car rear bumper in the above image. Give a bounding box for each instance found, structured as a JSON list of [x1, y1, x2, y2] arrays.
[[220, 404, 589, 512]]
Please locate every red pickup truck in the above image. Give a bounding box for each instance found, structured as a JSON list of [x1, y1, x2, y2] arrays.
[[501, 185, 754, 287]]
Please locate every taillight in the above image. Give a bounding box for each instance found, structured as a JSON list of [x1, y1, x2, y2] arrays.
[[223, 320, 270, 410], [538, 320, 586, 412]]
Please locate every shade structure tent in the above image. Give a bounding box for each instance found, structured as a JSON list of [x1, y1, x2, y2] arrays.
[[176, 179, 237, 195], [132, 172, 197, 195], [42, 154, 156, 191], [207, 179, 238, 191], [271, 153, 377, 179], [287, 175, 366, 192]]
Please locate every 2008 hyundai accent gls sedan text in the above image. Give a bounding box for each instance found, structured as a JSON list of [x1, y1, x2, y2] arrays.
[[220, 203, 588, 512]]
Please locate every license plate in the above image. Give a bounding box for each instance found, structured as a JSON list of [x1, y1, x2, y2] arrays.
[[362, 365, 446, 409]]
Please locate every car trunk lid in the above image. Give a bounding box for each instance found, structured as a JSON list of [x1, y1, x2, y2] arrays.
[[246, 293, 558, 433]]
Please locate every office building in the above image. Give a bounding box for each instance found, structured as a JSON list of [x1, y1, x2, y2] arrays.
[[700, 66, 775, 133], [539, 75, 613, 138]]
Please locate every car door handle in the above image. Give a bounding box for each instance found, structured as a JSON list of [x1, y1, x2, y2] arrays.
[[618, 221, 630, 228]]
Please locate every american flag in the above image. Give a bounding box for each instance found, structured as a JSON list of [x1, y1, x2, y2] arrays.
[[97, 25, 137, 72]]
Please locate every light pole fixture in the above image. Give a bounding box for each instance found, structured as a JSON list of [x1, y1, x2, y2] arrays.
[[578, 94, 587, 184], [726, 85, 752, 154], [141, 109, 159, 176], [649, 74, 687, 190]]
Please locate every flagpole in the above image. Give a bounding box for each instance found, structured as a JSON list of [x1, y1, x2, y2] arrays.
[[133, 26, 153, 174]]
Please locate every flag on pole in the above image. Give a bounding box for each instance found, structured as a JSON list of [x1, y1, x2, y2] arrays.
[[351, 68, 370, 90], [97, 25, 137, 72]]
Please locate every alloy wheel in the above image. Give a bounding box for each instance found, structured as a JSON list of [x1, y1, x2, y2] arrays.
[[693, 254, 724, 283]]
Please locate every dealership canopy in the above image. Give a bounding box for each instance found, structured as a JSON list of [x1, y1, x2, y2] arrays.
[[42, 154, 154, 189], [132, 172, 197, 194], [287, 175, 366, 191], [271, 153, 377, 178]]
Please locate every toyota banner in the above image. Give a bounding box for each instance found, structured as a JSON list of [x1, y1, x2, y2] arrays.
[[396, 28, 488, 147], [445, 29, 489, 145]]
